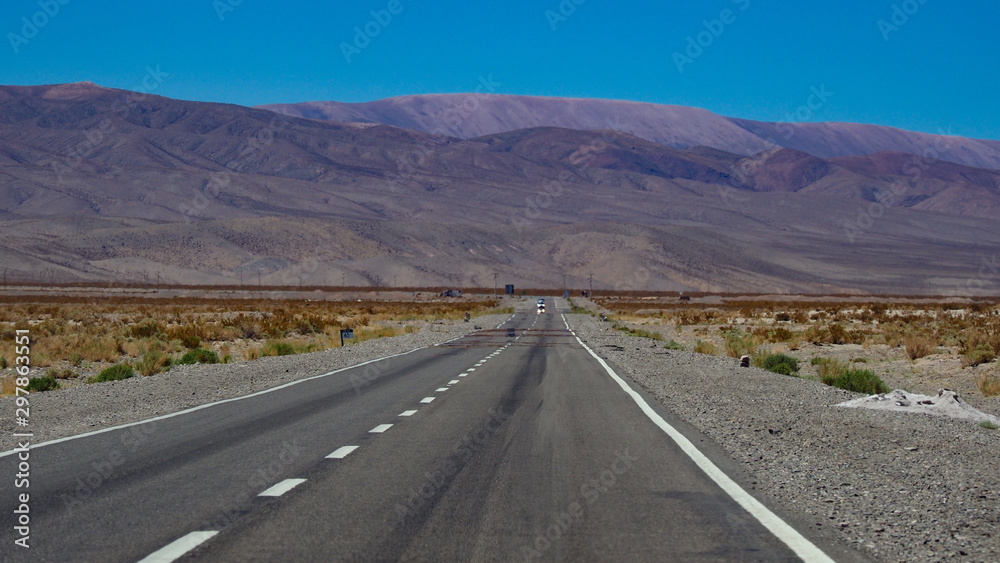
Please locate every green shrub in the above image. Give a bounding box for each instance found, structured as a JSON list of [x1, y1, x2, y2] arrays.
[[262, 341, 296, 356], [828, 368, 889, 395], [69, 353, 84, 367], [961, 345, 996, 368], [177, 348, 220, 365], [87, 364, 135, 384], [813, 357, 849, 385], [167, 325, 202, 349], [723, 330, 756, 358], [137, 350, 173, 375], [0, 356, 7, 369], [663, 340, 684, 350], [25, 375, 59, 392], [980, 421, 999, 430], [761, 353, 800, 376]]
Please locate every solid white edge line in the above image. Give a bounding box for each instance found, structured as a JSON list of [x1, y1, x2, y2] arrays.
[[137, 531, 219, 563], [0, 344, 432, 458], [326, 445, 359, 459], [399, 410, 418, 417], [370, 424, 393, 433], [259, 478, 306, 497], [420, 397, 435, 403], [563, 314, 835, 563]]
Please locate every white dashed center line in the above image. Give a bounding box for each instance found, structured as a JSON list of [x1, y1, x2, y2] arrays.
[[448, 380, 459, 384], [420, 397, 435, 403], [326, 445, 359, 459], [399, 410, 417, 417], [259, 478, 306, 497], [435, 387, 449, 392], [370, 424, 393, 433], [138, 531, 218, 563]]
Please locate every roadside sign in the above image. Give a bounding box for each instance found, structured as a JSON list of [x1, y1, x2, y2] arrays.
[[340, 328, 354, 347]]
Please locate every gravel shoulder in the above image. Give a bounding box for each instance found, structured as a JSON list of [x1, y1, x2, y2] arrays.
[[1, 314, 510, 452], [568, 313, 1000, 563]]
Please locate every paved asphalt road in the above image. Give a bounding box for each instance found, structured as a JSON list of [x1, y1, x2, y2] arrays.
[[1, 299, 868, 562]]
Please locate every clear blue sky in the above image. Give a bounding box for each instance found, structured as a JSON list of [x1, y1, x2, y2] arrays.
[[3, 0, 998, 139]]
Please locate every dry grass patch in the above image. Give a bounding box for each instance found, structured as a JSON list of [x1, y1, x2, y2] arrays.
[[694, 340, 716, 355], [0, 295, 503, 390], [978, 372, 1000, 397], [904, 335, 937, 360]]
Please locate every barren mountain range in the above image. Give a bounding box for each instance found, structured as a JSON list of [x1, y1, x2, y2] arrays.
[[1, 82, 999, 294], [261, 94, 1000, 171]]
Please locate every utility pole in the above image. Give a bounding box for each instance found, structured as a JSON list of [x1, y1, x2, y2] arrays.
[[493, 272, 498, 298], [563, 273, 567, 294], [342, 272, 346, 287], [258, 270, 262, 287], [588, 273, 593, 298]]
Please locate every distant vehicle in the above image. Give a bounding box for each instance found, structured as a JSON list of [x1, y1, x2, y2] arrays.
[[537, 303, 545, 313], [537, 298, 545, 305]]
